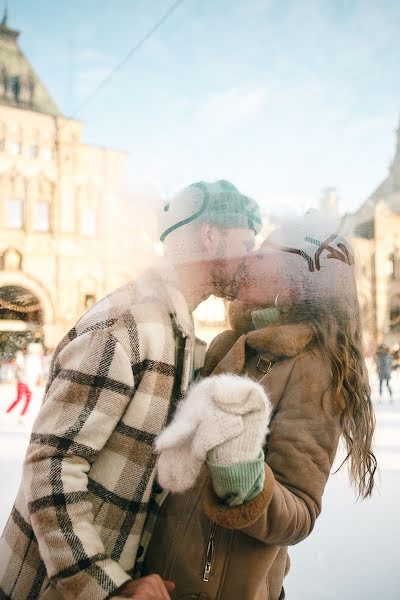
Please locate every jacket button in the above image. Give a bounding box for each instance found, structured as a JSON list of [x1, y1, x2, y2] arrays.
[[137, 545, 144, 558]]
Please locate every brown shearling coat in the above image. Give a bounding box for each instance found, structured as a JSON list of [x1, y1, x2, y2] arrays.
[[144, 322, 343, 600]]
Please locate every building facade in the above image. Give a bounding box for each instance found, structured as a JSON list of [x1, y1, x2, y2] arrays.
[[348, 121, 400, 352], [0, 17, 126, 353]]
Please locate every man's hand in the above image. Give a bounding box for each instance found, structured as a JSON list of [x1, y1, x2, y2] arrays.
[[113, 575, 175, 599]]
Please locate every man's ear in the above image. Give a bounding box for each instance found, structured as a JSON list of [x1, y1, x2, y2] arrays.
[[199, 221, 220, 257]]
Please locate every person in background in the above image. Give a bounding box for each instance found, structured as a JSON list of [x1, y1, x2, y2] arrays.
[[375, 343, 393, 402], [5, 349, 32, 418]]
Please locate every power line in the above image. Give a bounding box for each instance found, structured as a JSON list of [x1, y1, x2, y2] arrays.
[[71, 0, 186, 117]]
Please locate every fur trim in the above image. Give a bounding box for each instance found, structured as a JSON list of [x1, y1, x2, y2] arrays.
[[202, 464, 275, 529], [228, 300, 258, 334], [211, 335, 247, 376], [202, 329, 241, 377], [246, 323, 313, 357], [202, 323, 314, 378]]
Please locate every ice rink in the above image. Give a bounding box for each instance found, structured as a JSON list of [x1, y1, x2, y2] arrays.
[[0, 371, 399, 599]]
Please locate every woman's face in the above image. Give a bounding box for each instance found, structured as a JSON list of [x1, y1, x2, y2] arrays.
[[233, 225, 357, 310]]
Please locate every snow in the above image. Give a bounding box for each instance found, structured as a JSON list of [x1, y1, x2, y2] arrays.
[[0, 372, 399, 599]]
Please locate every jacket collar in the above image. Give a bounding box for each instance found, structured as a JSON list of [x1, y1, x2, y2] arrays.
[[203, 322, 314, 376], [245, 322, 314, 358]]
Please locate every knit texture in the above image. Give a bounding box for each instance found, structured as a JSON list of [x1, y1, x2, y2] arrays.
[[160, 179, 262, 241], [207, 451, 265, 506], [251, 307, 281, 329], [155, 374, 272, 494], [208, 405, 268, 465]]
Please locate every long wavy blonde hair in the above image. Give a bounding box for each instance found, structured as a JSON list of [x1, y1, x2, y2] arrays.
[[283, 290, 377, 499], [257, 221, 377, 498]]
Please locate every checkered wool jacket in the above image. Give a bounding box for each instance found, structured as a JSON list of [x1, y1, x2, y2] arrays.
[[0, 262, 206, 600]]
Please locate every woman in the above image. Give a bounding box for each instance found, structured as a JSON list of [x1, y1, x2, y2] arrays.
[[5, 350, 32, 418], [144, 218, 377, 600]]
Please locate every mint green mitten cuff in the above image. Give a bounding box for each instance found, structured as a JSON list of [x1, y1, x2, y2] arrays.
[[206, 451, 265, 507]]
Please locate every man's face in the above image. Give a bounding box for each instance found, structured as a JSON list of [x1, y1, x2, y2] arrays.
[[222, 227, 256, 259], [210, 227, 256, 296]]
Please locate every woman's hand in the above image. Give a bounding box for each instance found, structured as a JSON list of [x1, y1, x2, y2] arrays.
[[155, 374, 272, 494], [112, 575, 175, 599]]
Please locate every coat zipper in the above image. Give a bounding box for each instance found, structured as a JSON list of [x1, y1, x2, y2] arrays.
[[203, 522, 217, 582], [201, 360, 277, 585]]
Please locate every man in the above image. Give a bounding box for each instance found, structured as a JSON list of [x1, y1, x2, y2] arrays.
[[0, 180, 262, 600]]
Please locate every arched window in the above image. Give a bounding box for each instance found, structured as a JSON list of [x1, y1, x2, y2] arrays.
[[34, 177, 53, 232], [390, 249, 400, 281], [0, 66, 8, 96], [7, 173, 26, 229], [6, 198, 24, 229], [18, 75, 30, 104], [390, 294, 400, 332], [28, 128, 40, 159], [27, 74, 35, 105], [11, 75, 20, 102], [1, 248, 22, 270]]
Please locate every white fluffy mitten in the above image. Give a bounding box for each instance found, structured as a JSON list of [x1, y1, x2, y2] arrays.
[[155, 374, 272, 493]]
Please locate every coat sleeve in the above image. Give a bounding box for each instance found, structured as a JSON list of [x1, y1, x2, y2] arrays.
[[203, 352, 342, 546], [22, 330, 135, 600]]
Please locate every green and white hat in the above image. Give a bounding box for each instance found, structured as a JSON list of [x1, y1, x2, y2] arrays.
[[160, 180, 262, 242]]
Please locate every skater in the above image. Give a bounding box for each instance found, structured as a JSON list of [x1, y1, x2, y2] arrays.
[[375, 343, 393, 401], [5, 350, 32, 418]]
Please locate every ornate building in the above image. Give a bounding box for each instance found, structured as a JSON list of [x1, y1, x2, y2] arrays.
[[0, 16, 127, 353], [347, 120, 400, 352]]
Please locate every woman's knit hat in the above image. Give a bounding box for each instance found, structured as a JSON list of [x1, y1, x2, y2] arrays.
[[236, 211, 357, 307], [159, 180, 262, 242]]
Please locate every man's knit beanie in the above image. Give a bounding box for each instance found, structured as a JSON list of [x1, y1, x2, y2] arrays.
[[159, 180, 262, 242]]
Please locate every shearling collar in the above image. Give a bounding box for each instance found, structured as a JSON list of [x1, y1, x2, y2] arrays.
[[202, 322, 314, 377]]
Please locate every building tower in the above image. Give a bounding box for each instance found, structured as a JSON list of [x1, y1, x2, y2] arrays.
[[347, 116, 400, 350], [0, 15, 126, 357]]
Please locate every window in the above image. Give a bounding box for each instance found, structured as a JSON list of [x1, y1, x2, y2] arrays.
[[28, 144, 38, 158], [390, 295, 400, 332], [11, 76, 20, 102], [42, 147, 54, 160], [34, 201, 50, 232], [1, 66, 9, 96], [7, 198, 24, 229], [27, 75, 35, 104], [390, 250, 400, 281], [81, 207, 96, 237], [10, 142, 21, 155], [84, 294, 96, 309]]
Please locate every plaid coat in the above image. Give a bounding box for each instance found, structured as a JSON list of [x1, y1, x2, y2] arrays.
[[0, 262, 206, 600]]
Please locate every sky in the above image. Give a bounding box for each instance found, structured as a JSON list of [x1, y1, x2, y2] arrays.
[[7, 0, 400, 216]]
